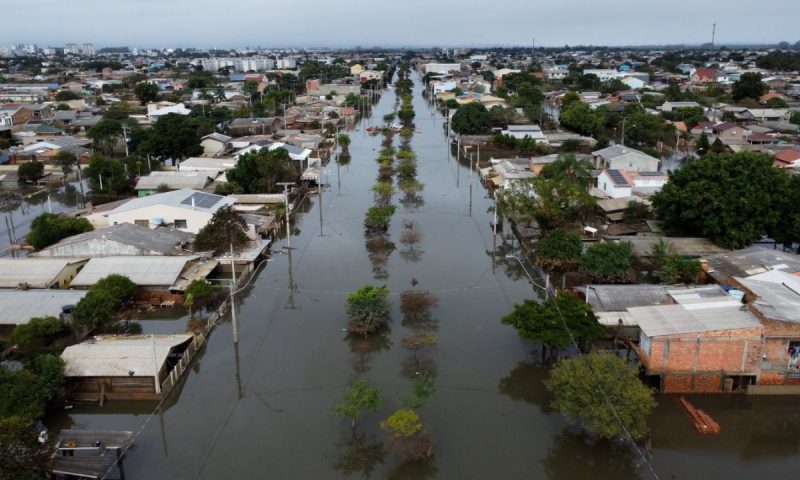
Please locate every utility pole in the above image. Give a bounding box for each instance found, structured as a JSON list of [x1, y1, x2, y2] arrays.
[[121, 125, 130, 158], [151, 334, 161, 395], [621, 116, 627, 147], [278, 182, 293, 248], [318, 168, 324, 236], [711, 23, 716, 50], [230, 243, 238, 344]]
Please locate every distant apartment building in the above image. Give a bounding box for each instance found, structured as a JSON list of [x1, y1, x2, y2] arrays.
[[197, 57, 275, 72], [82, 43, 95, 56], [422, 63, 462, 75], [275, 58, 297, 69], [64, 43, 81, 55]]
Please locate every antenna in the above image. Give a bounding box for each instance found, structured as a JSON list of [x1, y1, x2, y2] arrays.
[[711, 23, 716, 50]]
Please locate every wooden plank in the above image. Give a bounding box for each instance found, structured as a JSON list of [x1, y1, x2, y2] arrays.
[[679, 397, 720, 434]]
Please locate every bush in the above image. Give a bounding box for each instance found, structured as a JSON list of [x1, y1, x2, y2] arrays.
[[346, 284, 391, 336], [9, 316, 64, 349], [27, 213, 93, 250], [72, 275, 136, 330], [17, 161, 44, 183], [580, 242, 632, 283], [364, 205, 396, 234], [535, 230, 583, 272], [185, 279, 215, 305]]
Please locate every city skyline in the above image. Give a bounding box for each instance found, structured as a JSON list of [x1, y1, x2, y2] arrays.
[[2, 0, 798, 49]]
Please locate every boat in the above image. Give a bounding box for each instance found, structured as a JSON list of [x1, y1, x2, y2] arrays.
[[366, 126, 381, 135]]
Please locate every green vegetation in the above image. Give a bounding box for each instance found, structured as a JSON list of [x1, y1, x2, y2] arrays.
[[194, 205, 249, 255], [55, 90, 82, 101], [133, 82, 160, 105], [501, 175, 595, 234], [535, 230, 583, 272], [502, 293, 603, 355], [652, 152, 791, 249], [9, 316, 65, 350], [83, 154, 130, 195], [226, 147, 299, 194], [580, 242, 633, 283], [345, 284, 391, 337], [450, 102, 491, 135], [27, 213, 93, 250], [649, 241, 702, 284], [72, 275, 137, 329], [364, 205, 396, 234], [333, 379, 384, 431], [17, 161, 44, 183], [380, 409, 434, 461], [545, 354, 656, 441], [732, 72, 766, 101]]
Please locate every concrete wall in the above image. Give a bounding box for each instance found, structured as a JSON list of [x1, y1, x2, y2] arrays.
[[38, 239, 154, 258], [108, 205, 212, 234]]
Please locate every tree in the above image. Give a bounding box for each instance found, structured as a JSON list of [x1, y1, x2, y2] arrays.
[[17, 161, 44, 183], [242, 80, 259, 98], [560, 101, 605, 137], [399, 290, 439, 323], [72, 275, 136, 329], [135, 113, 209, 161], [52, 150, 78, 177], [27, 213, 93, 250], [544, 354, 656, 441], [649, 240, 702, 284], [226, 147, 299, 194], [539, 153, 592, 188], [652, 152, 790, 249], [133, 82, 160, 105], [184, 279, 215, 307], [732, 72, 766, 101], [770, 175, 800, 252], [535, 229, 583, 272], [9, 316, 64, 349], [696, 132, 710, 155], [580, 242, 633, 283], [194, 205, 249, 255], [790, 111, 800, 125], [450, 102, 491, 135], [622, 200, 650, 223], [364, 205, 396, 234], [380, 409, 433, 461], [500, 176, 595, 234], [337, 133, 351, 154], [83, 154, 129, 195], [87, 119, 123, 154], [766, 96, 788, 108], [0, 416, 55, 479], [400, 373, 436, 409], [345, 284, 391, 337], [333, 379, 384, 432], [55, 90, 81, 101]]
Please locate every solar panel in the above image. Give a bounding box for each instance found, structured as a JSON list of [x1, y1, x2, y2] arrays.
[[180, 192, 221, 209], [607, 170, 629, 186]]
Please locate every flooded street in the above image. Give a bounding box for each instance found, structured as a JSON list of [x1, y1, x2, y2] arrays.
[[49, 75, 800, 479]]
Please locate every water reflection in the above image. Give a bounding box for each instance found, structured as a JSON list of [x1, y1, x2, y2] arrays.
[[542, 431, 641, 480], [386, 457, 438, 480], [345, 328, 392, 374], [498, 361, 553, 414], [332, 431, 385, 478]]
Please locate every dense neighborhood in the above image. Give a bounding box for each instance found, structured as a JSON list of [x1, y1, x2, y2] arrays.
[[1, 38, 800, 479]]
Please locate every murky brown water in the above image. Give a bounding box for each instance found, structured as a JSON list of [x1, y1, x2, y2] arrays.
[[48, 75, 800, 480]]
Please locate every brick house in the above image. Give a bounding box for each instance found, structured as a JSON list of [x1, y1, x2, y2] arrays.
[[632, 295, 763, 393]]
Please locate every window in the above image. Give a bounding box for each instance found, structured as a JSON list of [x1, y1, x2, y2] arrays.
[[174, 219, 188, 229], [134, 219, 149, 228]]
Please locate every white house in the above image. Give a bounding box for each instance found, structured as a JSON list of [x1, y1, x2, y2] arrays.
[[104, 189, 235, 234], [146, 103, 191, 122], [597, 169, 633, 198], [431, 80, 457, 95], [592, 145, 660, 172], [660, 101, 701, 113], [178, 157, 238, 172], [620, 77, 646, 90], [582, 69, 620, 81], [422, 63, 461, 75]]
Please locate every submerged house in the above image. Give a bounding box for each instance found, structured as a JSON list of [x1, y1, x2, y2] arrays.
[[69, 256, 217, 294], [31, 223, 194, 258], [61, 334, 193, 401], [0, 258, 88, 289]]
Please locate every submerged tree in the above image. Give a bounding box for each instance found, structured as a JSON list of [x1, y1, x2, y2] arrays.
[[545, 354, 656, 441], [345, 284, 391, 337], [334, 379, 384, 433], [381, 409, 434, 462], [193, 205, 249, 255]]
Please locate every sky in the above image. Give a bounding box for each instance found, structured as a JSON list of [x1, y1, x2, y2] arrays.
[[2, 0, 799, 49]]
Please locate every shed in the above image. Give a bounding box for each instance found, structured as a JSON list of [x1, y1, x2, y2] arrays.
[[0, 289, 87, 327], [0, 258, 87, 289], [70, 256, 206, 292], [61, 334, 193, 401]]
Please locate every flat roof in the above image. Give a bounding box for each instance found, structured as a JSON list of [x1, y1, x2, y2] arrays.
[[61, 334, 193, 378], [0, 290, 87, 326], [0, 258, 86, 288], [71, 256, 196, 287]]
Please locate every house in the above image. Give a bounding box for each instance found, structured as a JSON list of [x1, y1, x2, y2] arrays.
[[234, 141, 312, 166], [178, 156, 238, 173], [0, 290, 87, 329], [228, 117, 281, 136], [50, 430, 132, 480], [620, 77, 646, 90], [70, 256, 216, 293], [591, 145, 660, 172], [661, 101, 701, 113], [746, 109, 789, 123], [61, 334, 194, 401], [482, 159, 534, 191], [146, 103, 191, 122], [200, 133, 231, 156], [104, 189, 235, 234], [712, 122, 751, 143], [597, 169, 632, 198], [596, 197, 650, 223], [350, 64, 365, 75], [422, 63, 462, 75], [134, 171, 216, 196], [500, 125, 547, 141], [0, 258, 88, 289], [622, 236, 728, 258], [692, 68, 719, 83], [704, 246, 800, 284], [773, 149, 800, 167], [633, 294, 763, 393], [31, 223, 194, 258]]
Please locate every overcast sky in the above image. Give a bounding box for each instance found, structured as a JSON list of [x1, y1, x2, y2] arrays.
[[3, 0, 799, 48]]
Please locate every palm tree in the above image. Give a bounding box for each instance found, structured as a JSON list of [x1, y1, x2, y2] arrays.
[[337, 133, 351, 155], [541, 153, 592, 187]]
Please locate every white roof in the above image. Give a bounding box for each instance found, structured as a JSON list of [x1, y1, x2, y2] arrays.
[[135, 171, 216, 190], [148, 103, 191, 117], [71, 256, 196, 287], [631, 303, 760, 337], [61, 334, 193, 378], [0, 258, 86, 288], [179, 157, 238, 171], [108, 189, 233, 215], [0, 290, 87, 326]]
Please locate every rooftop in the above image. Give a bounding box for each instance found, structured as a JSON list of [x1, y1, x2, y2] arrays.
[[108, 189, 233, 215], [0, 258, 86, 289], [632, 303, 760, 337], [71, 256, 198, 287], [737, 270, 800, 324], [705, 246, 800, 282], [0, 290, 87, 326], [34, 223, 194, 257], [61, 334, 193, 378]]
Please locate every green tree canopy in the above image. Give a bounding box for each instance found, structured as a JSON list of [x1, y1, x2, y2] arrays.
[[193, 205, 249, 255], [545, 354, 656, 441], [27, 213, 93, 250], [652, 152, 790, 249], [345, 284, 391, 336], [732, 72, 767, 101], [501, 175, 595, 233], [450, 102, 491, 135], [560, 101, 605, 137], [17, 161, 44, 183], [83, 154, 129, 195], [226, 147, 299, 194], [87, 119, 123, 155], [133, 82, 160, 105], [333, 378, 384, 431], [501, 293, 604, 351], [580, 242, 633, 283], [72, 275, 136, 329], [135, 113, 210, 161], [535, 230, 584, 272], [9, 316, 64, 349]]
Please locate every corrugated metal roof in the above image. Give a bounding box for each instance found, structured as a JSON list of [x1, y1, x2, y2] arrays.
[[586, 284, 671, 312], [61, 334, 193, 378], [737, 271, 800, 324], [71, 256, 196, 287], [33, 223, 193, 257], [0, 258, 86, 288], [108, 189, 233, 215], [0, 290, 87, 326], [631, 304, 760, 337], [135, 172, 215, 190]]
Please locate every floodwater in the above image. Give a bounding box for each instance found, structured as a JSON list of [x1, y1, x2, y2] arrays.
[[49, 75, 800, 480]]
